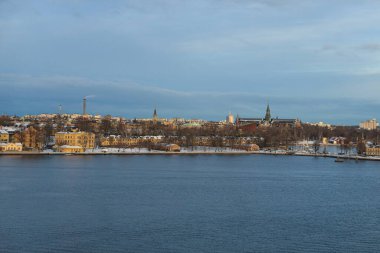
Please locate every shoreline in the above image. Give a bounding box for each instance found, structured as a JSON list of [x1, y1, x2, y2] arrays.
[[1, 151, 380, 162]]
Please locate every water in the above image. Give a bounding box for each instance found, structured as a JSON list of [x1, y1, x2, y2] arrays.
[[1, 155, 380, 253]]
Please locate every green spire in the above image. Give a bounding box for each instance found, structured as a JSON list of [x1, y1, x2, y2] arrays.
[[265, 103, 271, 122]]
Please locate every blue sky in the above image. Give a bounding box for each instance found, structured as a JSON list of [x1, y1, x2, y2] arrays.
[[1, 0, 380, 124]]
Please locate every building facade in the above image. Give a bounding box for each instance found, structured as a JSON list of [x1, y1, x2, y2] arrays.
[[366, 146, 380, 156], [100, 135, 163, 147], [236, 104, 301, 128], [55, 131, 95, 150], [153, 143, 181, 152], [236, 144, 260, 151], [226, 113, 234, 124], [0, 130, 9, 143], [56, 145, 85, 153], [0, 143, 23, 152], [360, 119, 378, 130]]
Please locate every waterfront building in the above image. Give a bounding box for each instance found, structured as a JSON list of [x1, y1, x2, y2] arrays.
[[100, 136, 139, 147], [360, 119, 378, 130], [152, 143, 181, 152], [0, 142, 23, 152], [366, 146, 380, 156], [100, 135, 163, 147], [56, 145, 84, 153], [0, 130, 9, 143], [55, 131, 95, 150], [1, 127, 18, 143], [236, 144, 260, 151]]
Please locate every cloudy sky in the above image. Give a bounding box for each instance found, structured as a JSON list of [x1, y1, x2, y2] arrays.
[[1, 0, 380, 124]]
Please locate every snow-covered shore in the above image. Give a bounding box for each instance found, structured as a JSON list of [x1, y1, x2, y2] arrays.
[[1, 147, 380, 162]]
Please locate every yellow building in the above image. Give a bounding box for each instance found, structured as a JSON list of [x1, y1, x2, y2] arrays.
[[0, 143, 23, 152], [57, 145, 84, 153], [0, 130, 9, 143], [360, 119, 378, 130], [237, 144, 260, 151], [366, 147, 380, 156], [100, 136, 162, 147], [226, 112, 234, 124], [153, 143, 181, 152], [100, 136, 139, 147], [55, 131, 95, 151]]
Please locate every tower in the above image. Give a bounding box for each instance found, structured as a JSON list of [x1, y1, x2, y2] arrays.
[[153, 108, 158, 122], [83, 97, 87, 116], [236, 114, 240, 126], [264, 103, 271, 122], [226, 112, 234, 124]]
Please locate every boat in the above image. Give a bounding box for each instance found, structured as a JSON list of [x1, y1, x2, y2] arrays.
[[335, 157, 344, 162]]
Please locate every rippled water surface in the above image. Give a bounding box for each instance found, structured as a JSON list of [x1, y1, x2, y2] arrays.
[[1, 155, 380, 252]]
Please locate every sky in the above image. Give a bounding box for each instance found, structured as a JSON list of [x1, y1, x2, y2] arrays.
[[1, 0, 380, 124]]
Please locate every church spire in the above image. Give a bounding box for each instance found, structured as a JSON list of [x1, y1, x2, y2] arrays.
[[153, 108, 158, 122], [264, 103, 271, 122]]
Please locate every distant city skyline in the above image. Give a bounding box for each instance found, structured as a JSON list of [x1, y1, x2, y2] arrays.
[[1, 0, 380, 124]]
